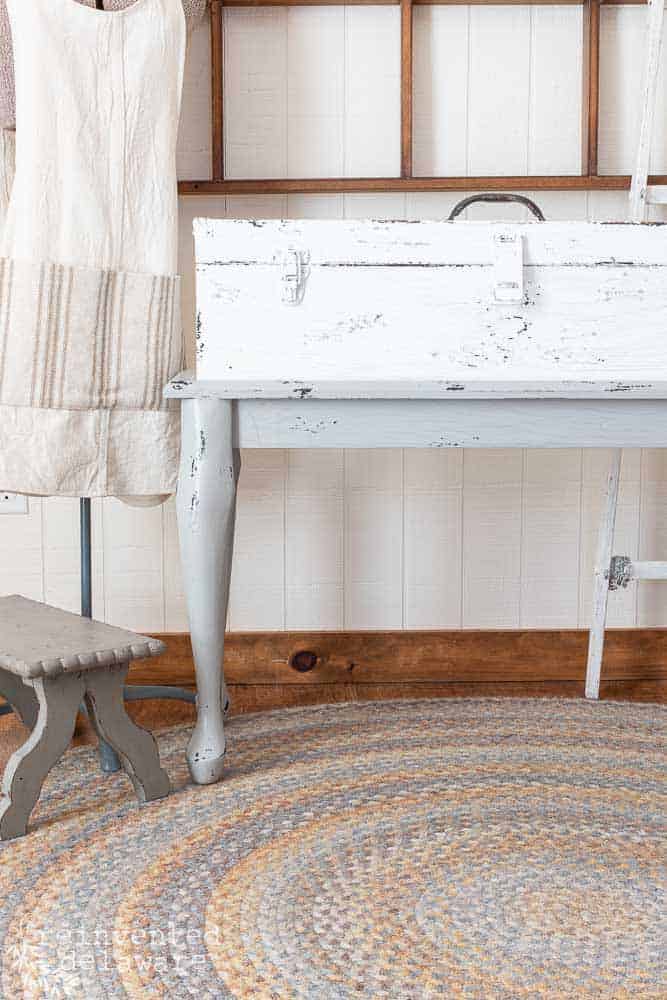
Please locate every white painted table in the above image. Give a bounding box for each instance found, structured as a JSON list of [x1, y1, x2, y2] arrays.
[[166, 218, 667, 785]]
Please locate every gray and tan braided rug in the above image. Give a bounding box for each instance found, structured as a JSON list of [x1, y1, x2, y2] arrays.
[[1, 698, 665, 999]]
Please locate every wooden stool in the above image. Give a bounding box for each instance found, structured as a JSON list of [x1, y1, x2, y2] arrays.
[[0, 595, 171, 840]]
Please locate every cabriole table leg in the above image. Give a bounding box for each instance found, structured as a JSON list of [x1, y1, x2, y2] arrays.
[[176, 397, 240, 785]]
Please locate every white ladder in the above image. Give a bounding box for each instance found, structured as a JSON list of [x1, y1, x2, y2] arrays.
[[585, 0, 667, 699]]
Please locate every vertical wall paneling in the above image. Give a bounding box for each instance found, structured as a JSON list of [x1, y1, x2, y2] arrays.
[[288, 7, 345, 178], [223, 8, 288, 179], [529, 7, 583, 175], [344, 450, 404, 629], [43, 498, 104, 617], [463, 450, 524, 627], [286, 450, 345, 629], [346, 6, 401, 178], [228, 450, 287, 631], [101, 499, 165, 633], [0, 499, 43, 603], [163, 497, 189, 632], [413, 7, 469, 177], [520, 450, 582, 627], [638, 451, 667, 626], [404, 451, 463, 629], [598, 6, 667, 176], [467, 8, 531, 177], [4, 8, 667, 632], [177, 15, 213, 180]]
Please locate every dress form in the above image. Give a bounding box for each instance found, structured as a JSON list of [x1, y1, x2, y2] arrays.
[[1, 0, 198, 768]]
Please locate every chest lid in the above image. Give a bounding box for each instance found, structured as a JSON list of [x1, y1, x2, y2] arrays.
[[192, 218, 667, 399]]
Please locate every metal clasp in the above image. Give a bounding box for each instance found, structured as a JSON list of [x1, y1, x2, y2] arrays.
[[492, 232, 524, 303], [277, 247, 310, 305]]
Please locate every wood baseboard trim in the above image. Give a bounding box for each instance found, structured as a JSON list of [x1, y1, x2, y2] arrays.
[[131, 629, 667, 693]]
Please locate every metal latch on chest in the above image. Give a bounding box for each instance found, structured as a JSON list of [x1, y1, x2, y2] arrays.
[[277, 248, 310, 305], [493, 232, 524, 303]]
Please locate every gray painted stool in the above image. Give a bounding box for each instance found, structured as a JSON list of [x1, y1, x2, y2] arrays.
[[0, 595, 171, 840]]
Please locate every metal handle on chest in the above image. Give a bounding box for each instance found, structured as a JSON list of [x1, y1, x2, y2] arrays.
[[448, 193, 545, 305], [447, 193, 546, 222]]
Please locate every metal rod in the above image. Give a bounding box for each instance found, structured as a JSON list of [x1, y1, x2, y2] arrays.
[[80, 498, 92, 619], [123, 686, 197, 703]]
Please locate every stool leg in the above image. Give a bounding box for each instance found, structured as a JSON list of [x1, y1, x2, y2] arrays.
[[84, 663, 170, 804], [0, 672, 85, 840], [0, 667, 39, 730], [585, 448, 622, 700]]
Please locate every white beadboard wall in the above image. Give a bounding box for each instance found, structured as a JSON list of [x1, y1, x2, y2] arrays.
[[1, 5, 667, 633]]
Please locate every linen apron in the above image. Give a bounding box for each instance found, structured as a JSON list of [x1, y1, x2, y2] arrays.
[[0, 0, 185, 498]]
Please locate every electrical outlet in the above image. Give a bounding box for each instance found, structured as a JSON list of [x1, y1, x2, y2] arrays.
[[0, 492, 28, 514]]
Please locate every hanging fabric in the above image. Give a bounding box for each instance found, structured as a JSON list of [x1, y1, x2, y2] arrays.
[[0, 1, 208, 130], [0, 0, 186, 498]]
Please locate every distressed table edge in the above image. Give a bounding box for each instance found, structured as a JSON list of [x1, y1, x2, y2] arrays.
[[164, 371, 667, 401]]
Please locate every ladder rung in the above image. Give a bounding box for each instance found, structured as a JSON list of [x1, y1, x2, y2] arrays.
[[610, 556, 667, 589], [631, 561, 667, 580], [645, 185, 667, 205]]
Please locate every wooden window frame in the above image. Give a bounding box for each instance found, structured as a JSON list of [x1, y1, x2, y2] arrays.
[[178, 0, 666, 196]]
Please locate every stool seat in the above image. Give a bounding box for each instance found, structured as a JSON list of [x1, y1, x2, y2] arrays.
[[0, 596, 171, 841], [0, 595, 165, 679]]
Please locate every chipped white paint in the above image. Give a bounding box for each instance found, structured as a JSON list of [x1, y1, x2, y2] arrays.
[[165, 380, 667, 450], [194, 218, 667, 396], [194, 217, 667, 266]]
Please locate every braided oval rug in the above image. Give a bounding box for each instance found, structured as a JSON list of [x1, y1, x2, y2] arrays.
[[0, 698, 665, 999]]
